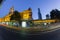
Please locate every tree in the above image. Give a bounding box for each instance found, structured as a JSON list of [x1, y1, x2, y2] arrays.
[[0, 0, 4, 5], [50, 9, 60, 19], [10, 11, 21, 22]]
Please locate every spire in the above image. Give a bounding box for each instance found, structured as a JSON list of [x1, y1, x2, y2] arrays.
[[9, 6, 14, 14], [38, 8, 42, 20], [28, 8, 32, 10]]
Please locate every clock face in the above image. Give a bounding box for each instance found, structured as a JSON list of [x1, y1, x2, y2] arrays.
[[24, 14, 27, 17], [23, 13, 29, 20]]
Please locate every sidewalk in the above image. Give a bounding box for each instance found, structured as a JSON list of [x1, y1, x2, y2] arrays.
[[1, 23, 60, 32], [46, 23, 60, 31]]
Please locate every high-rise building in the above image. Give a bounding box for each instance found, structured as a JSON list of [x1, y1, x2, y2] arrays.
[[38, 8, 42, 20], [46, 14, 50, 19]]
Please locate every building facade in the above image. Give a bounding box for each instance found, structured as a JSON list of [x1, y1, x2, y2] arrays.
[[0, 7, 57, 27]]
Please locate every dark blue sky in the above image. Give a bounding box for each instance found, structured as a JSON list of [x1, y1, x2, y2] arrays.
[[0, 0, 60, 19]]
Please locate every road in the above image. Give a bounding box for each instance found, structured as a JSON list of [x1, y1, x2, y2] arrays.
[[0, 26, 60, 40]]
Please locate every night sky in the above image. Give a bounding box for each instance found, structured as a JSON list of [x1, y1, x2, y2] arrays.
[[0, 0, 60, 19]]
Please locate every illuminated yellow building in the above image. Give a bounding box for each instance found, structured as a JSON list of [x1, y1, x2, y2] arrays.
[[32, 19, 56, 23], [0, 7, 32, 22], [20, 8, 32, 20], [0, 6, 58, 26]]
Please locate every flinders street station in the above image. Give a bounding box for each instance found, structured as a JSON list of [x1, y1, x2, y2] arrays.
[[0, 7, 58, 27]]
